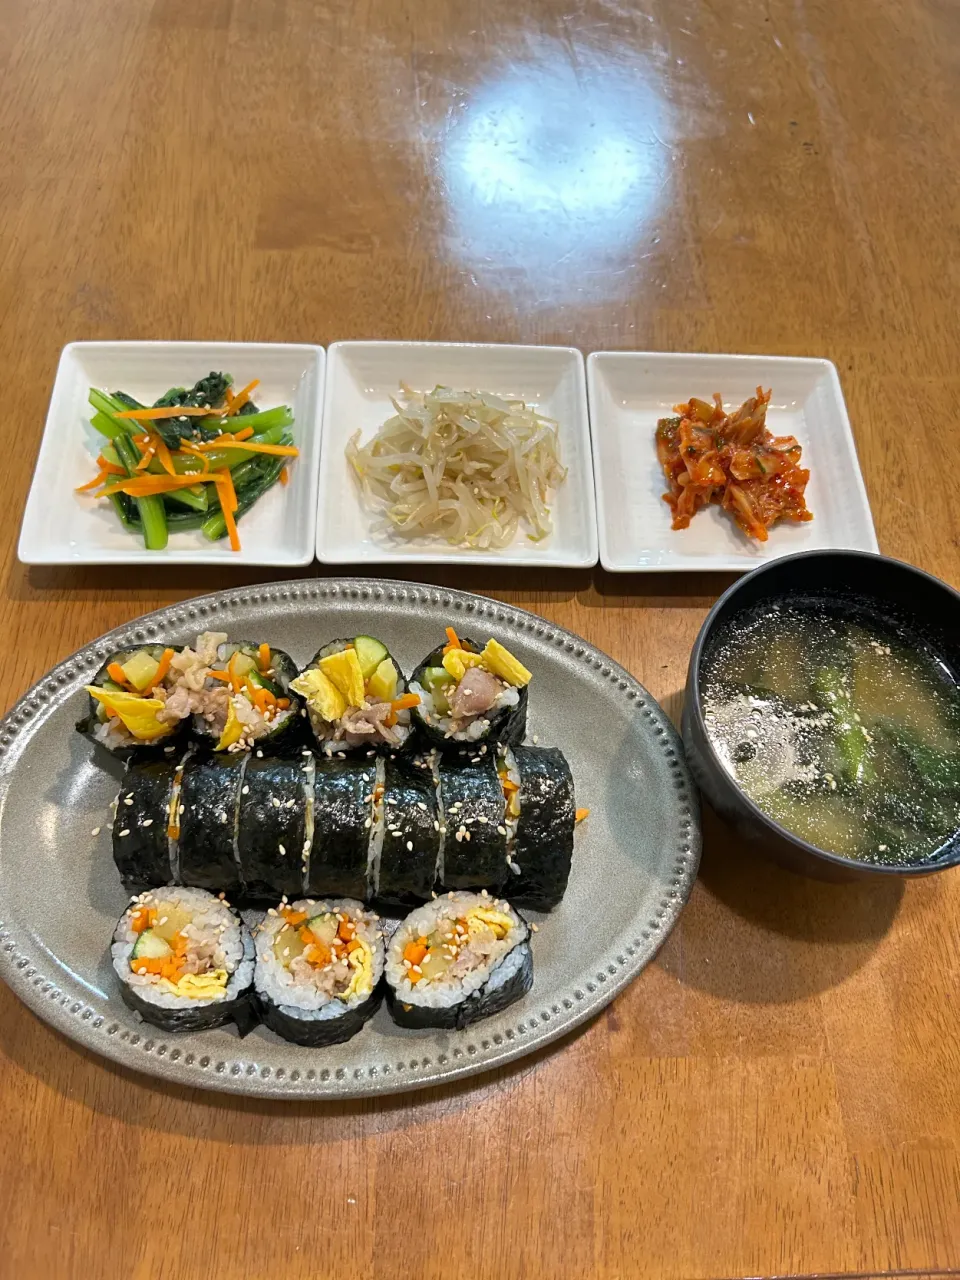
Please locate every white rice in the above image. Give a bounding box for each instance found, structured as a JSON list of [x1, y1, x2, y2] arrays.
[[385, 891, 528, 1010], [112, 885, 253, 1011], [411, 680, 519, 741], [166, 747, 194, 883], [254, 898, 384, 1019], [300, 753, 316, 894], [499, 746, 522, 875], [365, 757, 387, 897]]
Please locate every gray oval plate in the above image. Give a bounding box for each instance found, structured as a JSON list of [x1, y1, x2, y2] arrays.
[[0, 579, 700, 1099]]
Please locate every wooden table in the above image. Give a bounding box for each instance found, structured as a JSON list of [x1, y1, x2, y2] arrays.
[[1, 0, 958, 1275]]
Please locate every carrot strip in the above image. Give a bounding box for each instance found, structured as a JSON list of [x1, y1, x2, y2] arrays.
[[196, 439, 298, 457], [276, 697, 290, 710], [443, 626, 461, 653], [76, 469, 110, 492], [134, 444, 156, 472], [221, 501, 241, 552], [391, 693, 421, 711], [207, 670, 232, 683], [279, 466, 289, 486], [114, 406, 229, 421], [224, 380, 259, 416], [96, 456, 126, 476], [257, 643, 271, 671], [216, 467, 238, 514], [101, 474, 215, 497], [151, 648, 175, 688], [106, 662, 132, 687], [575, 808, 590, 823], [178, 443, 210, 473], [233, 425, 254, 442], [228, 652, 242, 695], [152, 433, 176, 477]]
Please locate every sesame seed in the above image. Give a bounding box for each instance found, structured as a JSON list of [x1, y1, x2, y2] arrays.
[[257, 749, 264, 758], [530, 922, 539, 932], [124, 797, 133, 806], [118, 829, 130, 837], [533, 735, 539, 745], [242, 785, 249, 795], [143, 819, 154, 828], [278, 844, 286, 856], [478, 816, 488, 824], [91, 827, 101, 836], [434, 820, 440, 831], [417, 802, 427, 811], [179, 804, 185, 814], [364, 817, 372, 829], [272, 797, 281, 808], [407, 841, 414, 851]]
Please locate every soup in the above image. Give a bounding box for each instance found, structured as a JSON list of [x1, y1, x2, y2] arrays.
[[701, 596, 960, 865]]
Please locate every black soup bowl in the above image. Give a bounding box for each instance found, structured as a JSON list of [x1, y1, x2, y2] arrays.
[[682, 550, 960, 882]]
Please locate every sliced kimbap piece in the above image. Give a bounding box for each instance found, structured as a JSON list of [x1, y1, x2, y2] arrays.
[[290, 635, 417, 756], [255, 898, 384, 1045], [78, 644, 186, 758], [409, 627, 531, 749], [385, 891, 533, 1030], [112, 748, 188, 889], [176, 752, 247, 896], [376, 755, 441, 905], [194, 637, 301, 754], [305, 758, 374, 901], [236, 756, 308, 901], [438, 751, 509, 891], [112, 886, 255, 1033], [501, 746, 576, 911]]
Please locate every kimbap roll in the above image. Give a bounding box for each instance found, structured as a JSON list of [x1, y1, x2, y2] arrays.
[[190, 635, 301, 753], [499, 746, 575, 911], [112, 747, 191, 890], [409, 628, 531, 748], [291, 635, 417, 755], [78, 644, 186, 757], [437, 752, 510, 891], [385, 891, 533, 1029], [112, 886, 255, 1033], [255, 898, 384, 1045]]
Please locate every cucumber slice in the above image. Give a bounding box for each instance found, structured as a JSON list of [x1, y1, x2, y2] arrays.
[[354, 635, 389, 680], [131, 928, 172, 960], [422, 665, 454, 714], [306, 913, 339, 946]]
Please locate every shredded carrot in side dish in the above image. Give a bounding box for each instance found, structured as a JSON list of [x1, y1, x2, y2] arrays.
[[134, 445, 156, 472], [224, 379, 260, 415], [75, 470, 111, 492], [279, 466, 289, 486], [233, 425, 255, 442], [96, 455, 125, 476], [152, 432, 177, 477], [114, 405, 225, 421], [655, 387, 812, 542]]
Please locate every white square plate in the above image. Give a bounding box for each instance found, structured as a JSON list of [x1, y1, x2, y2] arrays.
[[316, 341, 598, 566], [587, 351, 878, 572], [18, 342, 325, 565]]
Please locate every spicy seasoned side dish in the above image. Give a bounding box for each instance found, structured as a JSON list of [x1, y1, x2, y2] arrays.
[[655, 387, 812, 541]]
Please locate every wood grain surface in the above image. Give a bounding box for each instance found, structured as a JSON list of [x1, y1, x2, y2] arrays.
[[1, 0, 959, 1276]]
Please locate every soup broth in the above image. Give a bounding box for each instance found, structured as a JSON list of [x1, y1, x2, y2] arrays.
[[701, 597, 960, 865]]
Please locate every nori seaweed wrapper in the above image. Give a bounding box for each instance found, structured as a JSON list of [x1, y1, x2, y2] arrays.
[[377, 755, 440, 904], [300, 638, 411, 758], [112, 752, 178, 889], [77, 645, 186, 761], [257, 989, 382, 1046], [177, 753, 246, 895], [411, 637, 527, 751], [387, 940, 533, 1030], [438, 752, 509, 891], [511, 747, 576, 911], [305, 758, 372, 901], [236, 757, 307, 900]]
